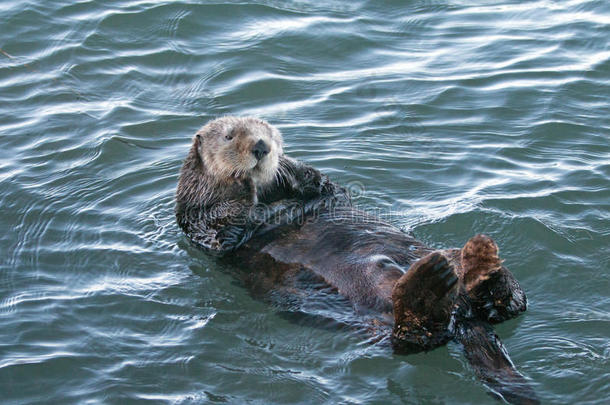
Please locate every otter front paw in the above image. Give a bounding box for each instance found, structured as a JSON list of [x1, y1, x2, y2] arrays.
[[216, 225, 252, 251]]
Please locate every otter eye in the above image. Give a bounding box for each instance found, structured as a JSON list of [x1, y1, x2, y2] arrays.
[[225, 129, 237, 141]]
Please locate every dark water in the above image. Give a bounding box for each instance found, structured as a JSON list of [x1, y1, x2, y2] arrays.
[[1, 1, 609, 403]]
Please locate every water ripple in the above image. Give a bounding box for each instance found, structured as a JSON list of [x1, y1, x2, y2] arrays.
[[1, 0, 609, 403]]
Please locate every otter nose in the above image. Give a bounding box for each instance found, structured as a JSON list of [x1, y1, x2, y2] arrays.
[[252, 139, 270, 161]]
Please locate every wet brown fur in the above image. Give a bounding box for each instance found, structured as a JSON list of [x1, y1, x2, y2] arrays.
[[176, 117, 536, 404]]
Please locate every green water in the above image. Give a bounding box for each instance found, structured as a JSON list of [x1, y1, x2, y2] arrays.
[[1, 1, 609, 403]]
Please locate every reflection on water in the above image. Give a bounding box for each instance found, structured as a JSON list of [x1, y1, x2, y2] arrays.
[[1, 0, 609, 403]]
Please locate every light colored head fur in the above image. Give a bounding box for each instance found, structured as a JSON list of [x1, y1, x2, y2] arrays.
[[196, 116, 283, 186], [176, 116, 284, 207]]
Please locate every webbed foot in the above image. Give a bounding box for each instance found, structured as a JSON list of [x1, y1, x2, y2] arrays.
[[461, 234, 503, 290], [391, 252, 459, 353], [462, 235, 527, 323]]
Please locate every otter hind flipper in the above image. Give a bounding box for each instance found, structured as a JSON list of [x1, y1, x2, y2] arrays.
[[462, 235, 527, 323], [452, 295, 539, 405], [468, 266, 527, 324], [461, 234, 503, 290], [391, 252, 460, 353]]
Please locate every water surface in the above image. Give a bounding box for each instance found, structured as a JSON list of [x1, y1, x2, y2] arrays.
[[1, 0, 609, 403]]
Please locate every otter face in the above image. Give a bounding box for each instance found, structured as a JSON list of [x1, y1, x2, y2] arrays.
[[195, 116, 283, 186]]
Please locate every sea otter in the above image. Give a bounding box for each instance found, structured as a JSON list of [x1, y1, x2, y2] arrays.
[[176, 116, 538, 404]]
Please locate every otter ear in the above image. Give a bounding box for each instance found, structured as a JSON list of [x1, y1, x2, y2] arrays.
[[191, 133, 206, 168], [194, 133, 204, 153]]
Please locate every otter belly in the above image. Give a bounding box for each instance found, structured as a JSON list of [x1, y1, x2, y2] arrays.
[[232, 209, 433, 314]]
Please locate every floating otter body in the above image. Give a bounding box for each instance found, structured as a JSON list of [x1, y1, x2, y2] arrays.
[[176, 117, 538, 404]]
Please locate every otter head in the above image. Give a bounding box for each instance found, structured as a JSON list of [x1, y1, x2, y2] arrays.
[[194, 116, 283, 187]]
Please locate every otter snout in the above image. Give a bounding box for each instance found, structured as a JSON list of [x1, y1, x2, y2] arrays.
[[252, 139, 270, 161]]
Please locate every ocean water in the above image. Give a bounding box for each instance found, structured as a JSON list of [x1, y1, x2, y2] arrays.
[[1, 0, 609, 403]]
